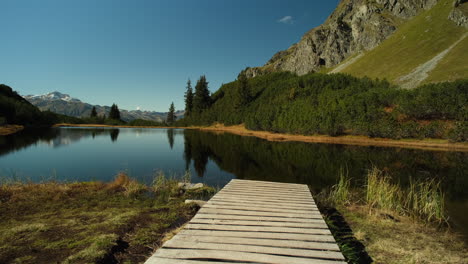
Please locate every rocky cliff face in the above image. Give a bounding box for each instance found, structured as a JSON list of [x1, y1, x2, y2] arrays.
[[449, 0, 468, 27], [243, 0, 439, 77]]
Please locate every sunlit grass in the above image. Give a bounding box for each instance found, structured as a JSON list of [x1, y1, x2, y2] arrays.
[[0, 171, 213, 264], [322, 166, 447, 224]]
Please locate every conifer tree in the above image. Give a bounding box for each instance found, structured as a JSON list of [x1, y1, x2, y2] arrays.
[[193, 75, 211, 113], [184, 79, 193, 116], [90, 106, 97, 118], [109, 104, 121, 120], [235, 72, 251, 108], [167, 102, 176, 124]]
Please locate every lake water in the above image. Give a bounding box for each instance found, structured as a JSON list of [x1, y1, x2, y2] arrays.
[[1, 127, 467, 239]]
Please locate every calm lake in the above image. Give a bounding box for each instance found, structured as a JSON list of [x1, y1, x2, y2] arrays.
[[1, 127, 467, 239]]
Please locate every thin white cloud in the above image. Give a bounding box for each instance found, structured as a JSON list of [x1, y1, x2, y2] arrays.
[[277, 16, 293, 24]]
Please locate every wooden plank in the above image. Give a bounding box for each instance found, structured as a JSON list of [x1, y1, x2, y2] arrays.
[[226, 183, 310, 192], [144, 179, 345, 264], [163, 239, 345, 260], [224, 185, 311, 194], [145, 257, 241, 264], [189, 218, 328, 229], [153, 248, 346, 264], [230, 179, 309, 188], [174, 234, 341, 251], [207, 199, 317, 210], [198, 208, 321, 218], [202, 203, 318, 214], [193, 213, 325, 222], [218, 190, 313, 199], [186, 223, 331, 235], [213, 194, 316, 204], [178, 229, 336, 242]]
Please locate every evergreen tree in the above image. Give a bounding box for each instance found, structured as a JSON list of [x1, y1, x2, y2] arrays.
[[184, 79, 193, 116], [109, 104, 121, 120], [193, 75, 211, 113], [167, 102, 176, 124], [235, 72, 251, 108], [90, 106, 97, 118]]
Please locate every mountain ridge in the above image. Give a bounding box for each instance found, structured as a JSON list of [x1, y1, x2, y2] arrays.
[[242, 0, 467, 87], [24, 91, 184, 122]]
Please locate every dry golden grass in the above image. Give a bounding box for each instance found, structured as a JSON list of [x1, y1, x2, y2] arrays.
[[0, 125, 24, 135], [342, 205, 468, 264], [197, 124, 468, 152]]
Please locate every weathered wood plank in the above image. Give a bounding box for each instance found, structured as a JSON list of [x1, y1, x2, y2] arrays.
[[153, 248, 346, 264], [198, 208, 321, 218], [178, 229, 336, 242], [203, 203, 318, 214], [223, 186, 310, 195], [218, 190, 314, 199], [189, 218, 328, 229], [163, 239, 345, 260], [145, 257, 241, 264], [230, 179, 309, 188], [193, 213, 325, 222], [186, 223, 331, 235], [174, 234, 341, 251], [207, 199, 317, 210], [213, 194, 316, 204], [144, 179, 345, 264]]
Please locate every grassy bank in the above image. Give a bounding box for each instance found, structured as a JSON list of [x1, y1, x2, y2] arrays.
[[0, 173, 215, 264], [317, 167, 468, 263], [198, 124, 468, 152], [0, 125, 24, 136], [53, 123, 468, 152]]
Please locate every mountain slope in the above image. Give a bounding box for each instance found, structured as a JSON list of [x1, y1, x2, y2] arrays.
[[243, 0, 467, 88], [25, 92, 184, 122], [334, 0, 468, 87]]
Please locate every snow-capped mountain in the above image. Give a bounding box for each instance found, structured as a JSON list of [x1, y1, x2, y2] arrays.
[[26, 91, 82, 103], [24, 91, 184, 122]]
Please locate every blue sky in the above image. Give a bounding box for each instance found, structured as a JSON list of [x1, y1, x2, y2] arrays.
[[1, 0, 339, 111]]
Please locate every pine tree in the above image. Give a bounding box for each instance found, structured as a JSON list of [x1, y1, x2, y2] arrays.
[[90, 106, 97, 118], [109, 104, 121, 120], [184, 79, 194, 116], [167, 102, 176, 124], [235, 72, 251, 108], [193, 75, 211, 113]]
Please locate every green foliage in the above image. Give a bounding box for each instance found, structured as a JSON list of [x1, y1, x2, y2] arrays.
[[0, 84, 75, 126], [90, 106, 97, 118], [193, 75, 211, 113], [166, 102, 176, 124], [184, 79, 194, 116], [108, 103, 121, 120], [234, 72, 251, 109], [180, 72, 467, 141]]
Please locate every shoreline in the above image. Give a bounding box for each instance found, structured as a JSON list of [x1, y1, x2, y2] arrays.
[[54, 123, 468, 152], [0, 125, 24, 136]]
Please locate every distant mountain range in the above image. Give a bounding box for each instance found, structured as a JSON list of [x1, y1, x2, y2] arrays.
[[24, 91, 184, 122]]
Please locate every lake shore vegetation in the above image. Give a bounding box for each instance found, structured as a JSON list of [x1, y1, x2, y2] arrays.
[[179, 72, 467, 143], [0, 172, 215, 264], [316, 167, 468, 263]]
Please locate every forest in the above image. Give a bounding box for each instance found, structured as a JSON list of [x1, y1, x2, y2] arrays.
[[179, 72, 467, 142]]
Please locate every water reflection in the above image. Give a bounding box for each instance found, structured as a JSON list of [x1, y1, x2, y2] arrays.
[[110, 129, 120, 142], [167, 129, 174, 149]]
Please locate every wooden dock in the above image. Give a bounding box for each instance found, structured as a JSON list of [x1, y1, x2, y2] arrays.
[[145, 179, 346, 264]]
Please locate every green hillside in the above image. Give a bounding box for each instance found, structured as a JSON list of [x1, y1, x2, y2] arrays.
[[179, 73, 467, 141], [338, 0, 468, 86], [0, 84, 79, 126]]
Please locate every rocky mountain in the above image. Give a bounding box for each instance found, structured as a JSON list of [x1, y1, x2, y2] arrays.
[[24, 92, 184, 122], [243, 0, 467, 88]]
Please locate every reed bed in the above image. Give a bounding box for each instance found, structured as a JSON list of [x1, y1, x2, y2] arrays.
[[323, 166, 447, 224]]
